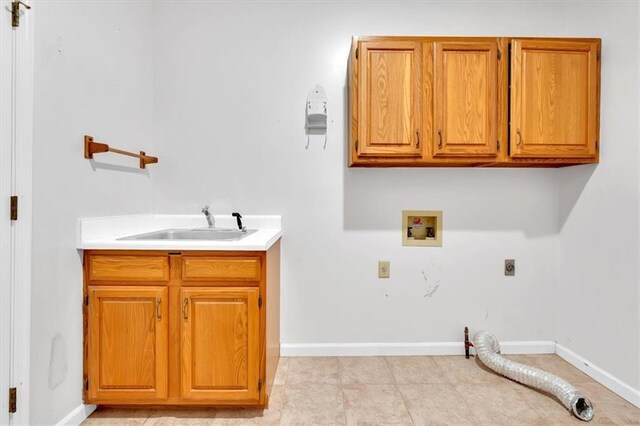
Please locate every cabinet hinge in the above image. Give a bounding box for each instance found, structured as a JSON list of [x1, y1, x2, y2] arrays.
[[84, 295, 89, 306], [497, 140, 500, 150], [596, 51, 601, 61], [258, 295, 263, 309], [10, 196, 18, 221], [8, 387, 16, 413], [596, 140, 599, 151], [355, 140, 359, 152], [497, 49, 501, 60], [258, 379, 263, 392], [84, 377, 89, 391], [355, 47, 359, 60]]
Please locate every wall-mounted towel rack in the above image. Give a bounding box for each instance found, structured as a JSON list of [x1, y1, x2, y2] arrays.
[[84, 135, 158, 169]]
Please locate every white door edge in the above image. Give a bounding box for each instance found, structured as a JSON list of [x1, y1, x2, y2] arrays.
[[0, 1, 34, 424]]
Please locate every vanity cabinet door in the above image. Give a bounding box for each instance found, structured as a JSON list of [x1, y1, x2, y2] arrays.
[[510, 39, 599, 159], [181, 287, 260, 403], [86, 286, 168, 402]]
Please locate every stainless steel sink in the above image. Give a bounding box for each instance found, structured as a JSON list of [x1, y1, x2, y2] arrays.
[[117, 228, 257, 241]]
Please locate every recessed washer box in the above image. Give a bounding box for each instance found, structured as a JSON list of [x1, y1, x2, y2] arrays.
[[402, 210, 442, 247]]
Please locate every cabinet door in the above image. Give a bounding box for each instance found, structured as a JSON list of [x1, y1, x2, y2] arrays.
[[433, 41, 499, 157], [357, 40, 422, 158], [181, 287, 260, 402], [87, 286, 168, 402], [511, 39, 599, 158]]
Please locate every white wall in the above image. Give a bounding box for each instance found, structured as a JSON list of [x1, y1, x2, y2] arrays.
[[151, 0, 638, 386], [557, 1, 640, 390], [31, 1, 155, 424], [28, 1, 640, 423], [151, 1, 567, 347]]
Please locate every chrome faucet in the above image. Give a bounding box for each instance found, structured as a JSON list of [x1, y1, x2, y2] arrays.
[[201, 205, 215, 228]]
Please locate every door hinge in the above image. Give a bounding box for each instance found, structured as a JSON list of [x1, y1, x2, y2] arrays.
[[497, 49, 502, 60], [355, 47, 359, 60], [8, 387, 16, 413], [10, 196, 18, 221], [84, 377, 89, 391], [12, 0, 31, 28], [258, 295, 263, 309], [258, 379, 263, 392]]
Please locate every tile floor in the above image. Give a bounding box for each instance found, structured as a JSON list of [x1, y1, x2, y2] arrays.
[[83, 355, 640, 425]]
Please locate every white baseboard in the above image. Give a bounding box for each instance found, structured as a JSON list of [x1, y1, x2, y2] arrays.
[[280, 340, 556, 357], [56, 403, 97, 426], [556, 343, 640, 408]]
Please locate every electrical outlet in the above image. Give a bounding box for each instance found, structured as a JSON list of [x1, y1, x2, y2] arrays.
[[505, 259, 515, 276], [378, 261, 390, 278]]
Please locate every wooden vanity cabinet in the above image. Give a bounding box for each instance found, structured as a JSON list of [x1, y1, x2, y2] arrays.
[[349, 36, 601, 167], [83, 243, 280, 408]]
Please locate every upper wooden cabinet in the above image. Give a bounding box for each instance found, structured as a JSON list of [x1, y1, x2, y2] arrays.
[[433, 41, 499, 158], [349, 36, 601, 167], [510, 39, 599, 159], [356, 40, 422, 158]]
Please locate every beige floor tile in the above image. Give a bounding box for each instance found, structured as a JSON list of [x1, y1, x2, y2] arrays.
[[526, 355, 594, 384], [386, 356, 449, 384], [339, 357, 395, 385], [506, 380, 585, 425], [434, 355, 503, 384], [398, 383, 478, 425], [212, 384, 284, 425], [145, 409, 215, 426], [280, 383, 346, 425], [456, 382, 544, 425], [342, 384, 413, 425], [82, 408, 150, 425], [287, 357, 340, 385], [575, 382, 640, 425], [273, 357, 290, 385]]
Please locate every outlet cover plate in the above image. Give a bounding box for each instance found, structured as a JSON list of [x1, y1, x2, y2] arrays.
[[505, 259, 515, 276], [378, 261, 390, 278]]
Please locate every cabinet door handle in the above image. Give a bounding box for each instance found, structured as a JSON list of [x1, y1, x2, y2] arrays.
[[183, 298, 189, 320], [415, 129, 420, 149], [516, 129, 523, 149], [438, 129, 443, 149], [156, 298, 161, 321]]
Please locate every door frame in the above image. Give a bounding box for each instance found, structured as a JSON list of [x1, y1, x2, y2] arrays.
[[0, 1, 34, 424]]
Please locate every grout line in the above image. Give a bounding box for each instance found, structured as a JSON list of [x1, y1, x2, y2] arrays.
[[386, 356, 416, 425], [338, 357, 349, 426]]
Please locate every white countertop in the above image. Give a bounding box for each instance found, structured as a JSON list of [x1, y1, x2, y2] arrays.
[[77, 214, 282, 251]]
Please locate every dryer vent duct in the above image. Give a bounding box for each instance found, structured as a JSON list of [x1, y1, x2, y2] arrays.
[[473, 330, 594, 422]]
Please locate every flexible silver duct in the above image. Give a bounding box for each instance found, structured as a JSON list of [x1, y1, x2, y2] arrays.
[[473, 330, 594, 422]]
